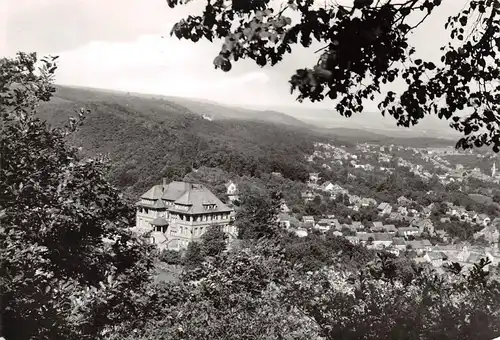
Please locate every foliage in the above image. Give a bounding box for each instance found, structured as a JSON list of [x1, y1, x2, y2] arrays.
[[235, 183, 282, 239], [123, 238, 500, 340], [159, 249, 182, 266], [200, 225, 228, 257], [183, 166, 231, 200], [168, 0, 500, 152], [37, 86, 317, 197], [0, 53, 155, 340], [281, 232, 376, 273], [183, 241, 205, 270]]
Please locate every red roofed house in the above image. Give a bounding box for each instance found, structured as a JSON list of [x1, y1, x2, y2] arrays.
[[135, 179, 235, 250]]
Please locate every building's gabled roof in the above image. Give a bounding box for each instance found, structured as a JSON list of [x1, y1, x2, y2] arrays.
[[357, 233, 373, 241], [169, 183, 231, 214], [392, 237, 406, 246], [175, 190, 193, 206], [426, 251, 447, 260], [150, 231, 168, 244], [384, 224, 397, 231], [153, 199, 166, 209], [141, 184, 168, 200], [161, 181, 191, 201], [378, 202, 390, 210], [398, 227, 419, 232], [373, 233, 392, 242], [421, 239, 432, 247], [141, 181, 232, 215], [406, 240, 427, 249]]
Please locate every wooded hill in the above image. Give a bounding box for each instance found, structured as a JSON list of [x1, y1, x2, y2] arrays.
[[36, 86, 456, 197]]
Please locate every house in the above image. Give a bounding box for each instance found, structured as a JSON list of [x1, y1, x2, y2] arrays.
[[406, 240, 432, 253], [377, 202, 393, 215], [424, 251, 448, 267], [351, 221, 365, 230], [309, 172, 320, 184], [294, 228, 308, 238], [301, 190, 315, 202], [330, 219, 342, 230], [388, 212, 404, 221], [413, 219, 435, 235], [345, 236, 360, 245], [383, 224, 397, 233], [358, 233, 393, 248], [279, 200, 291, 213], [277, 213, 292, 229], [314, 219, 334, 233], [302, 215, 315, 226], [392, 237, 407, 251], [397, 195, 412, 206], [476, 214, 491, 226], [330, 184, 349, 197], [225, 180, 240, 202], [135, 179, 235, 250], [397, 206, 408, 216], [271, 172, 283, 177], [397, 226, 420, 237], [320, 181, 335, 192], [372, 221, 383, 230], [372, 233, 394, 249], [359, 197, 376, 207], [371, 225, 385, 233], [435, 229, 449, 242]]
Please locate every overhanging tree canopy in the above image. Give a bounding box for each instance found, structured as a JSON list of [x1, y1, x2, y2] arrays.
[[167, 0, 500, 152]]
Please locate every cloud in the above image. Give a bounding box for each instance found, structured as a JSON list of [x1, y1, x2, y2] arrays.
[[3, 0, 471, 109], [53, 34, 282, 106]]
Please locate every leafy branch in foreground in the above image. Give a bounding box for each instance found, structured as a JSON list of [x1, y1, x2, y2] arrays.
[[0, 52, 155, 340], [168, 0, 500, 152]]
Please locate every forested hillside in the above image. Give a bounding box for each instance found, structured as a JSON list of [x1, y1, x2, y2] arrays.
[[36, 86, 324, 196]]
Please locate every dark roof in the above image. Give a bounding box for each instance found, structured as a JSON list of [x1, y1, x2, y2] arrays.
[[154, 199, 166, 209], [140, 181, 232, 215], [169, 184, 231, 214], [373, 233, 392, 242], [150, 217, 169, 226]]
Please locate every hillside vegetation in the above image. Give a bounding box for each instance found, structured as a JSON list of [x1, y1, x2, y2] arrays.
[[36, 86, 324, 196]]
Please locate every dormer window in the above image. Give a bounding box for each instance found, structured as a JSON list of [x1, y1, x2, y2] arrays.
[[203, 203, 216, 211]]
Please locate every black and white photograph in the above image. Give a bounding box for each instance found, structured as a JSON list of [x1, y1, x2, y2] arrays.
[[2, 0, 500, 339]]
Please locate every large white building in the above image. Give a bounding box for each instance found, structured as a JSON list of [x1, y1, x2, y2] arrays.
[[135, 179, 236, 250]]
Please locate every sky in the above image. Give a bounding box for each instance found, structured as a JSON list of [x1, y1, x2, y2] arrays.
[[2, 0, 468, 109]]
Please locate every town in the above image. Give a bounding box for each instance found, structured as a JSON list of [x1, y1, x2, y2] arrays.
[[133, 141, 500, 275]]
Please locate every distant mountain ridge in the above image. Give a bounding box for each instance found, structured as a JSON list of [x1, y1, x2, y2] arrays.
[[53, 85, 310, 129], [53, 84, 460, 142]]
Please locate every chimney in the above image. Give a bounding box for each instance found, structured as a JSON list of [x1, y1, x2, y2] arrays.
[[162, 178, 167, 186]]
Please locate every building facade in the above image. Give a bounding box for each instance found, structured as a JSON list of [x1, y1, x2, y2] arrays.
[[135, 179, 236, 250]]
